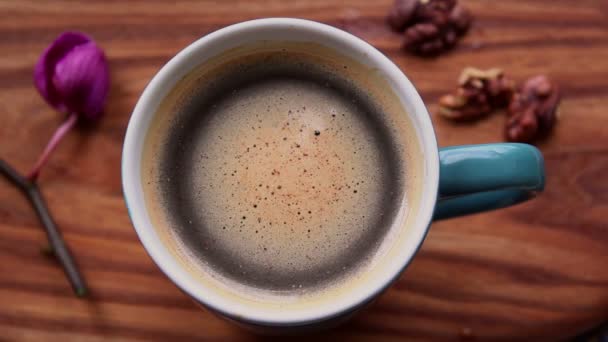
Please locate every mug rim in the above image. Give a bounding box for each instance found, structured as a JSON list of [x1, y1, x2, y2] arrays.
[[122, 17, 439, 326]]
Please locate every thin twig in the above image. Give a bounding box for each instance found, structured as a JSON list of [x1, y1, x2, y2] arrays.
[[0, 158, 88, 297]]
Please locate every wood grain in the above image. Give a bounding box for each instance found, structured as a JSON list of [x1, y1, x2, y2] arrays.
[[1, 0, 607, 340]]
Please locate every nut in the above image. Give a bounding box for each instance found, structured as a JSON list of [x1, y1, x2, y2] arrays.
[[403, 4, 473, 55], [448, 3, 473, 33], [438, 67, 515, 121], [387, 0, 473, 56], [505, 75, 560, 142], [403, 23, 444, 55], [416, 0, 456, 23], [387, 0, 420, 32]]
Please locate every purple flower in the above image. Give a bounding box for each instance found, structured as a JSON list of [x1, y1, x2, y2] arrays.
[[34, 31, 109, 121], [28, 32, 110, 181]]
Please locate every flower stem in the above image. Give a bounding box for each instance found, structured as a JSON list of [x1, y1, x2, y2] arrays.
[[27, 112, 78, 181], [0, 158, 88, 297]]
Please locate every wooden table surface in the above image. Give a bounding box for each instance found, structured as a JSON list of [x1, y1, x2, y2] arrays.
[[1, 0, 607, 340]]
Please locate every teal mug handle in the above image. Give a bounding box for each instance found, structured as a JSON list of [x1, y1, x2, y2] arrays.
[[433, 143, 545, 220]]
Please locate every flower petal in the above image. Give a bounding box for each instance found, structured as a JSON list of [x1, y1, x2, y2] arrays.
[[34, 32, 91, 112], [52, 41, 110, 121]]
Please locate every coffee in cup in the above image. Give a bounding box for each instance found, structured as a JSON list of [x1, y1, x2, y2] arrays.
[[140, 41, 423, 301]]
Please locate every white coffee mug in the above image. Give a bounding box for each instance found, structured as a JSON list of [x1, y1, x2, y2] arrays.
[[122, 18, 544, 333]]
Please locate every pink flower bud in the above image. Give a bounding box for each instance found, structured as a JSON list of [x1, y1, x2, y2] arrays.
[[27, 32, 110, 181], [34, 32, 109, 121]]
